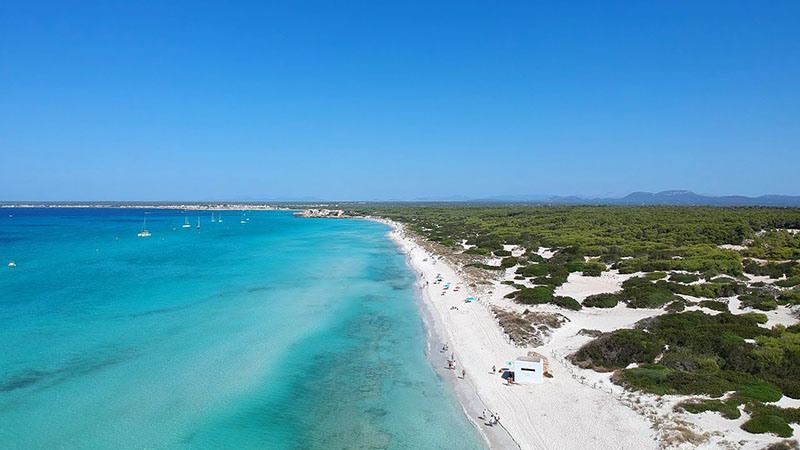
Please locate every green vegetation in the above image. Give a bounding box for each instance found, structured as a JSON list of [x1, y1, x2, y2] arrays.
[[583, 293, 620, 308], [669, 273, 699, 283], [574, 311, 800, 402], [742, 230, 800, 261], [353, 205, 800, 437], [739, 289, 778, 311], [698, 300, 729, 311], [678, 399, 741, 419], [776, 277, 800, 288], [358, 206, 800, 282], [645, 271, 668, 280], [741, 414, 794, 438], [743, 259, 800, 279], [573, 329, 663, 369], [778, 289, 800, 305], [506, 286, 554, 305], [552, 295, 582, 311]]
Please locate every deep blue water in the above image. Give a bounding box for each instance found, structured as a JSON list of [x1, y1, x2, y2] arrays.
[[0, 208, 483, 449]]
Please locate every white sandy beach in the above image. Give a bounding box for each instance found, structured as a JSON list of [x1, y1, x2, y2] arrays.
[[377, 218, 800, 450]]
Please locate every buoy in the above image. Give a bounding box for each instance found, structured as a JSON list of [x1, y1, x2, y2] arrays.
[[8, 262, 16, 268]]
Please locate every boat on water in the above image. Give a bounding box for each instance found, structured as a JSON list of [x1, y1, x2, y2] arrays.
[[137, 216, 151, 237], [8, 261, 16, 268], [196, 217, 201, 229], [182, 217, 191, 228], [211, 211, 216, 223], [217, 212, 223, 223]]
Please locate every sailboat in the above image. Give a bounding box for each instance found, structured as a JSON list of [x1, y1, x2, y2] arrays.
[[211, 211, 216, 223], [182, 217, 191, 228], [217, 212, 223, 223], [137, 215, 151, 237], [196, 217, 201, 229]]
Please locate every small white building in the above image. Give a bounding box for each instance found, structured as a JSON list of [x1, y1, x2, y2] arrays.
[[513, 355, 544, 384]]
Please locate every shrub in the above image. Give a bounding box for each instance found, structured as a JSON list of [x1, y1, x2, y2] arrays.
[[670, 273, 700, 283], [778, 290, 800, 305], [738, 378, 783, 402], [646, 271, 668, 280], [740, 312, 769, 324], [516, 264, 548, 277], [666, 300, 686, 312], [494, 249, 512, 257], [500, 256, 519, 268], [467, 263, 503, 271], [582, 262, 606, 277], [464, 247, 492, 256], [583, 293, 620, 308], [513, 286, 554, 305], [679, 399, 741, 419], [573, 329, 663, 369], [699, 300, 729, 312], [552, 296, 581, 311], [741, 415, 793, 438], [776, 277, 800, 288], [739, 290, 778, 311]]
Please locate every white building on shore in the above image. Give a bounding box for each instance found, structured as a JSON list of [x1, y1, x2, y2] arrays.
[[513, 355, 544, 384]]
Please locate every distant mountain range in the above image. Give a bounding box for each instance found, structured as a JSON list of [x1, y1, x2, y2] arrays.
[[539, 190, 800, 207]]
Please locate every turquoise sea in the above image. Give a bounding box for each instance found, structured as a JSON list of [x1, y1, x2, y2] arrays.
[[0, 208, 483, 450]]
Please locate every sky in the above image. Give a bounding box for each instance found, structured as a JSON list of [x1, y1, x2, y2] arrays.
[[2, 1, 799, 201]]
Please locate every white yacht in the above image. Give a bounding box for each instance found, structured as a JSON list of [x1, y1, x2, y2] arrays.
[[182, 217, 191, 228], [8, 261, 16, 268], [137, 216, 151, 237]]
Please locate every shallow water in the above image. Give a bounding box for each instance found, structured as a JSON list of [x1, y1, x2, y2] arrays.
[[0, 208, 483, 449]]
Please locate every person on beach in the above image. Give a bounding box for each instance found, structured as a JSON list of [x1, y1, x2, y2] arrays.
[[492, 365, 496, 374], [461, 368, 466, 379]]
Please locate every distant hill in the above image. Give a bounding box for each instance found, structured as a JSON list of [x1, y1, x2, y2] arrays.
[[542, 190, 800, 207]]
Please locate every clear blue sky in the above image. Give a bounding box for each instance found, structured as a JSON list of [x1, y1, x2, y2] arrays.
[[2, 1, 799, 201]]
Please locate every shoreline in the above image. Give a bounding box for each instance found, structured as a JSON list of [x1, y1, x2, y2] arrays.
[[372, 217, 520, 450], [369, 216, 660, 450]]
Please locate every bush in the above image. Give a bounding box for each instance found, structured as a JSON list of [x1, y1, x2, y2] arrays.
[[679, 399, 741, 419], [494, 249, 512, 257], [573, 329, 663, 369], [646, 271, 668, 280], [464, 247, 492, 256], [620, 277, 680, 309], [500, 257, 519, 268], [776, 277, 800, 288], [516, 264, 548, 277], [552, 296, 582, 311], [699, 300, 729, 312], [583, 293, 620, 308], [467, 263, 503, 271], [741, 415, 793, 438], [739, 290, 778, 311], [513, 286, 555, 305], [666, 300, 686, 312], [778, 290, 800, 305], [670, 273, 700, 283], [738, 378, 783, 402], [740, 312, 769, 324]]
